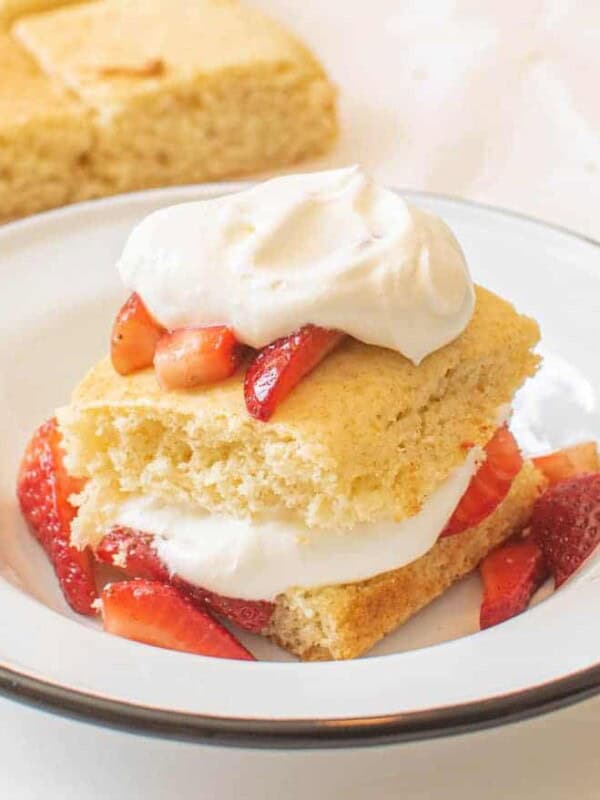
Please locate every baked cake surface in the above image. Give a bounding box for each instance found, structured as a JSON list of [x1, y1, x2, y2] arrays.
[[59, 286, 540, 539], [14, 0, 337, 198], [0, 0, 82, 25], [0, 31, 92, 221]]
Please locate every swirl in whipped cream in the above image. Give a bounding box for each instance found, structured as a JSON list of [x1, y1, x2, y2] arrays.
[[117, 166, 475, 364]]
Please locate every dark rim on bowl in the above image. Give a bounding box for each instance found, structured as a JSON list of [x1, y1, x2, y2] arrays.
[[1, 188, 598, 748], [1, 660, 600, 749]]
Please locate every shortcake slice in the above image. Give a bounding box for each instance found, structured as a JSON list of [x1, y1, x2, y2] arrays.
[[21, 167, 586, 662]]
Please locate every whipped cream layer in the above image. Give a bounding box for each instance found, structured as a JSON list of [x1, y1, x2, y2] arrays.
[[118, 166, 475, 365], [111, 447, 483, 601]]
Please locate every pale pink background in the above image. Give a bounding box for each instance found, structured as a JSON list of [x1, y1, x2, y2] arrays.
[[256, 0, 599, 240]]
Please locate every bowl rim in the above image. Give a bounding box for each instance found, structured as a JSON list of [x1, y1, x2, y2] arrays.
[[1, 660, 599, 749], [1, 183, 598, 749]]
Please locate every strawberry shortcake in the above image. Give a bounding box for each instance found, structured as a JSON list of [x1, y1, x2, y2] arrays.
[[17, 167, 600, 660]]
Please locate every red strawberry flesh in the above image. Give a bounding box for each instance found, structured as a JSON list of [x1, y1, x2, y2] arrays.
[[441, 426, 523, 538], [111, 292, 164, 376], [531, 473, 600, 587], [96, 526, 274, 633], [96, 527, 169, 582], [154, 326, 243, 390], [244, 324, 345, 421], [17, 418, 98, 615], [185, 587, 274, 634], [101, 580, 255, 660], [479, 537, 548, 629]]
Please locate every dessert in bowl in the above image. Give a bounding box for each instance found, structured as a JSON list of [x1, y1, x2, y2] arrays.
[[16, 167, 600, 661]]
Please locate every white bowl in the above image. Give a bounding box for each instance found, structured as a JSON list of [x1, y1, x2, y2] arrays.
[[0, 186, 599, 793]]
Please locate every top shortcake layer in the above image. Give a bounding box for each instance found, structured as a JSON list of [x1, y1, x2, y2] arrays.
[[59, 286, 540, 534]]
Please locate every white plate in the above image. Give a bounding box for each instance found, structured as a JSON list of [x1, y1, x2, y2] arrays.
[[1, 185, 599, 748]]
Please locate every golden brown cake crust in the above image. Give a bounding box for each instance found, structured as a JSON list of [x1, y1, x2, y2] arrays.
[[12, 0, 337, 202], [15, 0, 328, 106], [1, 0, 337, 221], [269, 461, 545, 661], [0, 0, 85, 26], [0, 31, 92, 222], [60, 285, 540, 538]]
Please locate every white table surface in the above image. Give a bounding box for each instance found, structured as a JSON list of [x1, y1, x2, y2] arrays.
[[3, 1, 600, 797], [2, 690, 600, 799]]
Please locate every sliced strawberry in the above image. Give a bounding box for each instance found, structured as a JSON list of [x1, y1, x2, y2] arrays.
[[533, 442, 599, 486], [111, 292, 165, 376], [96, 527, 169, 582], [154, 326, 243, 390], [96, 526, 274, 633], [244, 325, 345, 421], [101, 580, 255, 660], [17, 418, 98, 615], [441, 426, 523, 538], [185, 587, 274, 634], [531, 473, 600, 587], [479, 538, 548, 629]]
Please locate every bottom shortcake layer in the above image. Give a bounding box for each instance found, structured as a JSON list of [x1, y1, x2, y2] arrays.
[[267, 461, 545, 661]]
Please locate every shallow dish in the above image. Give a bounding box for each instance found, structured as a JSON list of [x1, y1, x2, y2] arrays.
[[1, 185, 599, 748]]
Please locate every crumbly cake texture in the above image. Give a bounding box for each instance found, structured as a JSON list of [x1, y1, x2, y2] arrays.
[[59, 286, 540, 541], [268, 461, 545, 660], [0, 32, 93, 222], [3, 0, 336, 219]]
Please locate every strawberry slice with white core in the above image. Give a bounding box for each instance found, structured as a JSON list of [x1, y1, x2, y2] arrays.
[[244, 325, 345, 421], [96, 526, 274, 633], [111, 293, 165, 375], [154, 326, 243, 390], [479, 538, 548, 629], [17, 418, 98, 615], [532, 442, 599, 486], [101, 580, 255, 660], [441, 426, 523, 538], [531, 473, 600, 587]]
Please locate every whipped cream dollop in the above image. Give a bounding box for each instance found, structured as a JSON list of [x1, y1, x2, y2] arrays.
[[111, 448, 482, 601], [118, 166, 475, 364]]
